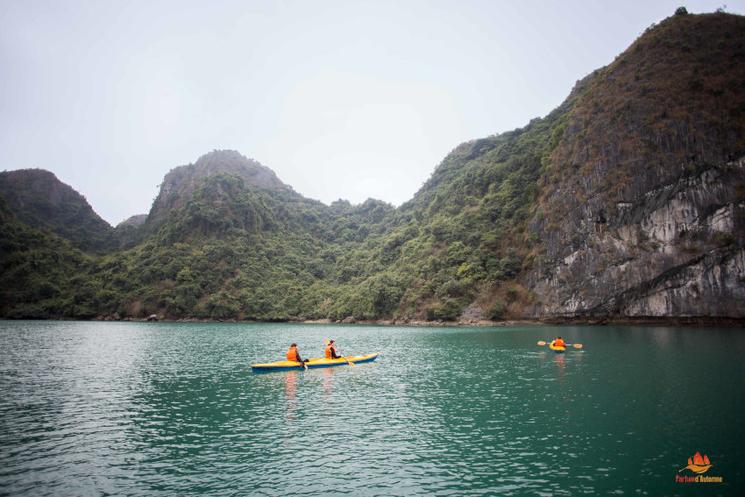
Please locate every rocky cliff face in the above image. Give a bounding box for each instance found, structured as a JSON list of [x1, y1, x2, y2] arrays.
[[526, 13, 745, 318], [528, 159, 745, 317]]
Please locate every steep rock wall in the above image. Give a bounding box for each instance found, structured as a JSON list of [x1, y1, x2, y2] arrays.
[[523, 14, 745, 319], [528, 158, 745, 317]]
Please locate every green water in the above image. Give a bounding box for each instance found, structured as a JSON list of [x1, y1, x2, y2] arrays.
[[0, 321, 743, 496]]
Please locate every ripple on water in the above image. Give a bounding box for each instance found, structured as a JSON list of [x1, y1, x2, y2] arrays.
[[1, 322, 744, 495]]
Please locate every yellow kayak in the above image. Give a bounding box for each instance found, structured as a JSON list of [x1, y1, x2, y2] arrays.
[[549, 343, 566, 353], [251, 353, 379, 372]]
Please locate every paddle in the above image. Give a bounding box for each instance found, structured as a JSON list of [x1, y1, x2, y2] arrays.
[[537, 340, 583, 349], [345, 356, 356, 367]]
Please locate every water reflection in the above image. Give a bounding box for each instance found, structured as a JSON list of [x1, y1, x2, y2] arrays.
[[285, 371, 298, 401], [554, 351, 566, 377], [284, 372, 298, 421], [322, 368, 333, 397], [2, 322, 744, 497]]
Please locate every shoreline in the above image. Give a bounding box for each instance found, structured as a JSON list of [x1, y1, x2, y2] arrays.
[[3, 316, 745, 327]]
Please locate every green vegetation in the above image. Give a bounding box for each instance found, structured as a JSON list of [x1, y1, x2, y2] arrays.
[[0, 104, 570, 321], [0, 197, 95, 317], [2, 10, 743, 322], [0, 169, 115, 252]]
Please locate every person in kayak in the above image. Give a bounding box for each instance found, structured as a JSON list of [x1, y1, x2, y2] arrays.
[[552, 337, 566, 348], [325, 339, 341, 359], [286, 343, 307, 364]]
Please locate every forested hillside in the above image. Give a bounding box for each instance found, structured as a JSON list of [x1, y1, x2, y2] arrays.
[[0, 169, 115, 252], [1, 11, 743, 321]]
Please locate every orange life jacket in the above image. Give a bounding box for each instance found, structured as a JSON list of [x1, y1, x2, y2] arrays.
[[286, 346, 299, 362], [325, 345, 336, 359], [553, 339, 566, 348]]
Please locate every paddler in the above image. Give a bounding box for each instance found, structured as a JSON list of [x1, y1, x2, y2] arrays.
[[286, 343, 307, 364], [551, 336, 566, 348], [325, 339, 341, 359]]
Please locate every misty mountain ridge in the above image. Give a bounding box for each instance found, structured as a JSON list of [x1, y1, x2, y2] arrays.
[[0, 168, 115, 252], [1, 11, 743, 321]]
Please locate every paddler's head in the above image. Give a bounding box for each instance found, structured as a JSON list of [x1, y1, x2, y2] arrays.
[[290, 343, 297, 348]]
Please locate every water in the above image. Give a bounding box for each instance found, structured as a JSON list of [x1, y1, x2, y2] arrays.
[[0, 322, 743, 496]]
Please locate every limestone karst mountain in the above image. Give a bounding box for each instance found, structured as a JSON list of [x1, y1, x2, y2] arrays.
[[1, 11, 743, 321]]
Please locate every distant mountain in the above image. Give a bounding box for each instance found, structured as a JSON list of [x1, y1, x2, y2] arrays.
[[1, 10, 743, 321], [146, 150, 292, 228], [116, 214, 147, 228], [0, 169, 114, 252], [112, 214, 148, 249]]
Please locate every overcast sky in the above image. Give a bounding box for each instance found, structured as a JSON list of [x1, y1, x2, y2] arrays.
[[1, 0, 742, 224]]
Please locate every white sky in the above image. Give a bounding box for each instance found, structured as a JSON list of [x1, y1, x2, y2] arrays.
[[1, 0, 742, 225]]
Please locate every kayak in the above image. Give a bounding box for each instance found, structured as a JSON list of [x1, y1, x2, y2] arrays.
[[251, 353, 379, 372], [549, 343, 566, 353]]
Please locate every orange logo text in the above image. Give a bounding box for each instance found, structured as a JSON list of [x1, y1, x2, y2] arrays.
[[675, 452, 723, 484]]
